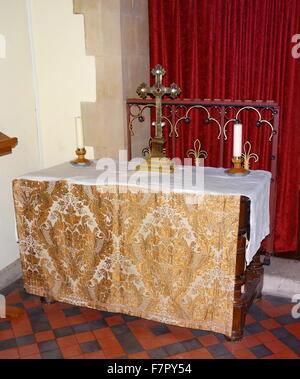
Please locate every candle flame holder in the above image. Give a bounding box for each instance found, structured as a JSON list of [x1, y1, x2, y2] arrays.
[[225, 157, 250, 176], [71, 148, 92, 167]]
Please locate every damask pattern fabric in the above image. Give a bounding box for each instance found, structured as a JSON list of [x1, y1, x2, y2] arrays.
[[13, 179, 241, 336]]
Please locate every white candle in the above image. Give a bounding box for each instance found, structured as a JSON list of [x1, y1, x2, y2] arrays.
[[233, 122, 242, 157], [75, 117, 84, 149]]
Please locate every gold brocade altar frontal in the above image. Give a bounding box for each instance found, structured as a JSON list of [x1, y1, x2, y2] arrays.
[[13, 179, 241, 336]]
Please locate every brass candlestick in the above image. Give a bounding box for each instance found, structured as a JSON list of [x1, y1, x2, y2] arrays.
[[225, 157, 250, 176], [71, 148, 92, 167]]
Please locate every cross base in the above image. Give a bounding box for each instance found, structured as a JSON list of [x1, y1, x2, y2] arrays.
[[136, 157, 175, 173]]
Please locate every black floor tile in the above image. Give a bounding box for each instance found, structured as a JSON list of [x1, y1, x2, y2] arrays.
[[0, 338, 17, 351], [72, 322, 91, 334], [112, 328, 143, 355], [10, 303, 25, 309], [16, 334, 36, 347], [38, 340, 59, 353], [111, 324, 131, 336], [271, 327, 293, 339], [41, 349, 63, 359], [27, 307, 44, 316], [190, 329, 210, 337], [1, 279, 299, 360], [101, 311, 116, 318], [250, 344, 273, 358], [0, 321, 11, 331], [181, 338, 202, 351], [280, 335, 300, 355], [63, 307, 82, 318], [122, 314, 139, 322], [80, 340, 101, 354], [275, 314, 298, 326], [31, 320, 51, 333], [54, 326, 74, 338], [249, 304, 269, 321], [164, 342, 186, 356], [245, 322, 265, 334], [215, 354, 235, 359], [207, 344, 231, 358], [213, 333, 227, 342], [264, 295, 291, 306], [150, 324, 170, 336], [148, 346, 169, 359], [88, 319, 107, 330]]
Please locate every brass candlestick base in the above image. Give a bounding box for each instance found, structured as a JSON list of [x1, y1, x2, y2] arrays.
[[71, 148, 92, 167], [225, 157, 250, 176], [136, 157, 175, 173]]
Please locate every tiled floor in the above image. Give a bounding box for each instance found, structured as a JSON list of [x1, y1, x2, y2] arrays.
[[0, 279, 299, 359]]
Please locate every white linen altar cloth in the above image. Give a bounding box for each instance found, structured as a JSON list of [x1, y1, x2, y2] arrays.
[[17, 162, 271, 264]]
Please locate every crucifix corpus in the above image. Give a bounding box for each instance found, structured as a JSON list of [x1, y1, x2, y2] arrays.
[[135, 64, 181, 173]]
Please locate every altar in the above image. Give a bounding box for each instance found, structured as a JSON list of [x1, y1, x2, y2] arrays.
[[12, 162, 270, 340]]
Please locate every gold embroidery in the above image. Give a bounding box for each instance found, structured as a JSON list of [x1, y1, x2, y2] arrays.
[[13, 179, 240, 336]]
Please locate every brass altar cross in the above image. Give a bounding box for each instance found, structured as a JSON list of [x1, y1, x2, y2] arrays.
[[137, 65, 181, 157]]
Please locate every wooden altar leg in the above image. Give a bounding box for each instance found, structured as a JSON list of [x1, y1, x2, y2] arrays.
[[229, 196, 249, 342], [246, 250, 264, 302], [40, 297, 57, 305]]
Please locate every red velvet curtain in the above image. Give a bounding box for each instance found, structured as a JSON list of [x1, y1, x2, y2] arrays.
[[149, 0, 300, 253]]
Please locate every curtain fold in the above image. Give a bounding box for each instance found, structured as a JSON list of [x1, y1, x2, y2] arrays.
[[149, 0, 300, 253]]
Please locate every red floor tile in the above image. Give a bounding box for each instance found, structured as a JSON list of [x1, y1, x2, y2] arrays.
[[5, 291, 22, 304], [128, 322, 177, 350], [167, 325, 195, 342], [231, 348, 257, 359], [48, 316, 69, 329], [20, 353, 41, 359], [12, 319, 33, 337], [263, 340, 292, 354], [137, 333, 177, 351], [198, 334, 219, 347], [170, 348, 214, 359], [240, 335, 261, 348], [98, 336, 125, 359], [254, 331, 277, 344], [106, 315, 124, 326], [285, 322, 300, 337], [61, 344, 82, 359], [57, 335, 78, 349], [66, 315, 87, 326], [275, 304, 294, 316], [0, 329, 15, 341], [66, 355, 85, 359], [268, 349, 299, 359], [23, 299, 41, 309], [259, 318, 281, 330], [92, 327, 115, 340], [84, 351, 106, 359], [224, 340, 247, 352], [75, 331, 95, 344], [18, 343, 40, 357], [232, 348, 256, 359], [128, 351, 150, 359], [42, 303, 62, 314], [81, 308, 103, 322], [245, 314, 256, 325], [1, 282, 300, 360], [35, 330, 55, 343], [0, 348, 20, 359]]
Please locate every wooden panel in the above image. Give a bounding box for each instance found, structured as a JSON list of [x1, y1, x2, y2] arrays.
[[0, 132, 18, 156]]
